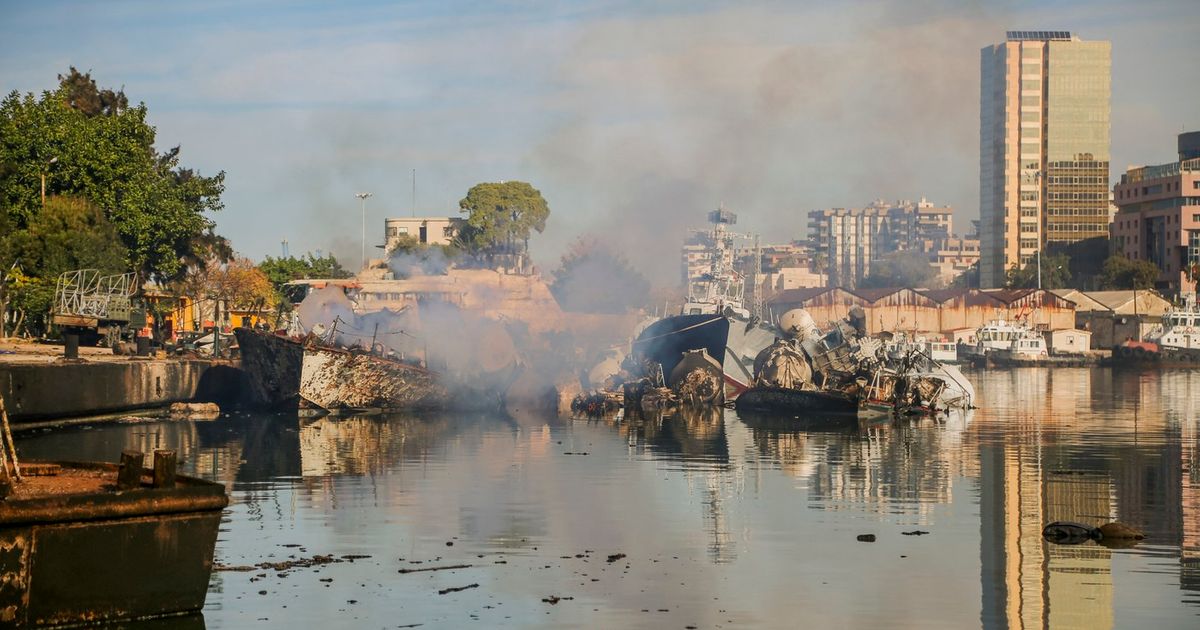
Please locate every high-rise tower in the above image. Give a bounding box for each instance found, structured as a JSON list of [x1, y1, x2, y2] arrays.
[[979, 31, 1111, 288]]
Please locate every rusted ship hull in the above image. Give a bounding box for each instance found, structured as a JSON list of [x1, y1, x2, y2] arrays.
[[234, 327, 304, 409], [0, 462, 227, 627], [299, 345, 447, 411], [234, 327, 448, 412]]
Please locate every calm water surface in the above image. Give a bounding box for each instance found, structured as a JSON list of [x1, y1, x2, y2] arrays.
[[15, 367, 1200, 629]]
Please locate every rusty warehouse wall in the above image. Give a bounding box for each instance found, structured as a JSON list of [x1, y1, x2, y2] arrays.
[[863, 290, 943, 335]]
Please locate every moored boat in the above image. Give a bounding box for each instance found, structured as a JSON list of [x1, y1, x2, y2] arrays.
[[0, 460, 227, 627]]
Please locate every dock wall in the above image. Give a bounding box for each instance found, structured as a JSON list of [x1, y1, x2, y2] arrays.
[[0, 360, 242, 422]]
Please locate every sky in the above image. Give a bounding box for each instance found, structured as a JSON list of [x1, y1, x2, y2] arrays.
[[2, 0, 1198, 283]]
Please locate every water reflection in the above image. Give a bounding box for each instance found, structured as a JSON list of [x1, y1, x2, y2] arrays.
[[969, 368, 1200, 629], [10, 368, 1199, 628]]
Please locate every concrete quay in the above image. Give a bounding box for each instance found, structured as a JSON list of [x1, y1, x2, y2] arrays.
[[0, 340, 242, 422]]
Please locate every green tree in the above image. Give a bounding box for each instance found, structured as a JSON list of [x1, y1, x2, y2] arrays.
[[258, 253, 353, 293], [457, 181, 550, 254], [1097, 255, 1159, 290], [859, 250, 939, 289], [1004, 252, 1071, 289], [550, 238, 650, 313], [0, 68, 225, 283], [0, 196, 129, 336]]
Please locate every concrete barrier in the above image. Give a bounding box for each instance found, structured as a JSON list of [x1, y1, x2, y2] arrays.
[[0, 360, 234, 422]]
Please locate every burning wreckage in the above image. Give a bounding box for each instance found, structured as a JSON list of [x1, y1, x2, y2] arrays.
[[578, 306, 974, 420], [236, 286, 524, 414]]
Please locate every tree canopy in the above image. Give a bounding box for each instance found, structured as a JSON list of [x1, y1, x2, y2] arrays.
[[1005, 252, 1071, 289], [1097, 254, 1159, 290], [859, 250, 939, 289], [550, 238, 650, 313], [0, 68, 226, 284], [0, 196, 129, 336], [457, 181, 549, 254], [186, 257, 276, 313], [258, 253, 353, 304]]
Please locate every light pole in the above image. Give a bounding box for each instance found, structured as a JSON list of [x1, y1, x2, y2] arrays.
[[41, 157, 58, 208], [355, 192, 373, 271]]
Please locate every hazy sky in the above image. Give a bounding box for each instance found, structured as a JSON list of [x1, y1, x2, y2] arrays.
[[2, 0, 1197, 282]]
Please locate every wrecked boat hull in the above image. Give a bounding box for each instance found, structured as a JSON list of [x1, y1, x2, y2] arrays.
[[734, 386, 860, 416], [0, 462, 227, 628], [299, 345, 447, 411], [234, 327, 303, 409], [631, 315, 729, 380], [235, 327, 448, 412]]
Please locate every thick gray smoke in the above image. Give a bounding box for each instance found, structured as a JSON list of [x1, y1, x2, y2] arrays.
[[527, 5, 1006, 285], [388, 247, 453, 278]]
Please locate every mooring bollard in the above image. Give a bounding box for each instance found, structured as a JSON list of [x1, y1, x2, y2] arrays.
[[64, 334, 79, 359], [117, 449, 145, 490], [153, 449, 177, 488]]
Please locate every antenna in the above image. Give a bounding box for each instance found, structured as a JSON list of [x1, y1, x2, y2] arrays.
[[411, 169, 416, 217], [281, 239, 289, 258]]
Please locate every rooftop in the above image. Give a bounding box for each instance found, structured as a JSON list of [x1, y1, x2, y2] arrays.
[[1006, 30, 1074, 41]]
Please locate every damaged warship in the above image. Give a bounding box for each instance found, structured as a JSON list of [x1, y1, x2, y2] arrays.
[[622, 207, 775, 405], [737, 307, 975, 420]]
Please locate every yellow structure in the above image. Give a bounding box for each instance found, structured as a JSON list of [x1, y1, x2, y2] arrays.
[[980, 31, 1111, 288]]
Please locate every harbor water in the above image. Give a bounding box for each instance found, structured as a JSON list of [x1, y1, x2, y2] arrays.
[[15, 367, 1200, 628]]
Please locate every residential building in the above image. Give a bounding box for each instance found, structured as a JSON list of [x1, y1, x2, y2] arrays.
[[383, 216, 466, 252], [980, 31, 1111, 288], [808, 202, 890, 288], [882, 198, 954, 253], [1111, 131, 1200, 300], [932, 236, 982, 284], [807, 198, 962, 288]]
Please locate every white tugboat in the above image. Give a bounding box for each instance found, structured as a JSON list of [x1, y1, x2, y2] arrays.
[[1111, 296, 1200, 366]]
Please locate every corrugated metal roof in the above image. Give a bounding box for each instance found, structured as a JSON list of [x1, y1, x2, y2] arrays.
[[982, 289, 1036, 305], [848, 287, 904, 302], [1080, 290, 1173, 316], [766, 287, 835, 305], [1050, 289, 1108, 312]]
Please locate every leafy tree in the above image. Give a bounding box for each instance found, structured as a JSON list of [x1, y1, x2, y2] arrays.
[[185, 257, 277, 320], [0, 68, 225, 283], [0, 196, 129, 337], [1097, 255, 1159, 290], [550, 237, 650, 313], [1005, 252, 1071, 289], [58, 67, 128, 117], [259, 253, 353, 289], [457, 181, 550, 254], [859, 250, 939, 289]]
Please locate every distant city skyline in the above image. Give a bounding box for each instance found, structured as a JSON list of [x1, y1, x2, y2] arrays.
[[2, 1, 1198, 283]]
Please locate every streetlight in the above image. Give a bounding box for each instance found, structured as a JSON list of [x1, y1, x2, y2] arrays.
[[355, 192, 373, 271], [41, 157, 58, 208]]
